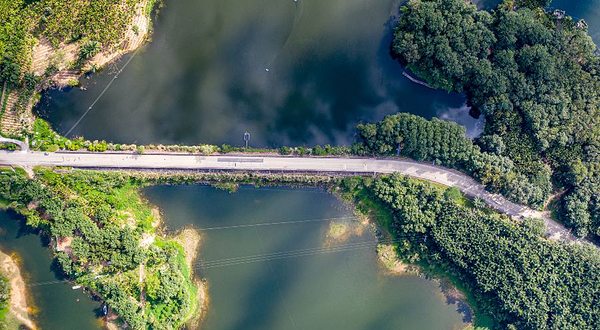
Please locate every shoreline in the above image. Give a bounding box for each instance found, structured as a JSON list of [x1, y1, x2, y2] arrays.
[[333, 182, 476, 326], [1, 0, 156, 136], [173, 227, 209, 329], [0, 250, 37, 330]]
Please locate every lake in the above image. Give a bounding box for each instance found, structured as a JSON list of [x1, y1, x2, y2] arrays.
[[34, 0, 600, 148], [143, 185, 469, 330], [35, 0, 480, 147]]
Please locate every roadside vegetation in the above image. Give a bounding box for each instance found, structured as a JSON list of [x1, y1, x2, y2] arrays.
[[338, 174, 600, 329], [0, 169, 203, 329], [389, 0, 599, 238], [29, 117, 353, 157]]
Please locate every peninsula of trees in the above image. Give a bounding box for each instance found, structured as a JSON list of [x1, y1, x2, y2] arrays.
[[390, 0, 599, 238]]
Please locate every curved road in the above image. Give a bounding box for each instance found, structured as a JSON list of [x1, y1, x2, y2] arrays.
[[0, 138, 28, 151], [0, 150, 580, 243]]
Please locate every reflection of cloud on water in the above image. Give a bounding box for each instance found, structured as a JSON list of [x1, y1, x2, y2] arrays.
[[436, 103, 483, 139]]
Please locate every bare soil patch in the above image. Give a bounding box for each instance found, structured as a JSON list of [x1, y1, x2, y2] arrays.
[[0, 251, 37, 329]]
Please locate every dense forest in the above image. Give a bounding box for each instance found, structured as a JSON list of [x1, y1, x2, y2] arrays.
[[353, 113, 552, 208], [386, 0, 600, 237], [341, 174, 600, 329], [0, 169, 200, 329]]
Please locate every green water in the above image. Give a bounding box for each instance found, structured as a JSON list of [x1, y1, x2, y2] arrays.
[[36, 0, 477, 146], [143, 185, 469, 330], [0, 211, 103, 330], [36, 0, 599, 147]]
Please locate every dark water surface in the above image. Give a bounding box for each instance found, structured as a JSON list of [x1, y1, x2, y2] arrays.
[[36, 0, 479, 147], [0, 211, 103, 330], [35, 0, 599, 148], [143, 185, 469, 330]]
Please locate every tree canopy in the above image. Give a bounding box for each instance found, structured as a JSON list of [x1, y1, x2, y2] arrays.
[[363, 174, 600, 329], [390, 0, 600, 237]]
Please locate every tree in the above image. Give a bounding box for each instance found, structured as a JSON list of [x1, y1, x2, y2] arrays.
[[78, 41, 101, 60], [279, 146, 292, 155], [444, 187, 462, 202], [311, 145, 326, 156]]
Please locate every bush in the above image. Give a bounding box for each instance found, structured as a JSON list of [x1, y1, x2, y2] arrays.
[[0, 277, 10, 307], [312, 145, 326, 156], [297, 146, 308, 156], [279, 146, 292, 155], [444, 187, 462, 202], [42, 144, 59, 152]]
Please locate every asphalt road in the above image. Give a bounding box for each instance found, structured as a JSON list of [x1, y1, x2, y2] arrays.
[[0, 150, 581, 243]]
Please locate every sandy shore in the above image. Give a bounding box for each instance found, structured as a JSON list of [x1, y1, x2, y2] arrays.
[[174, 227, 209, 329], [0, 250, 37, 329]]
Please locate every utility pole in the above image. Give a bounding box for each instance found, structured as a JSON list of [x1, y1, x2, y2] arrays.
[[244, 131, 250, 149]]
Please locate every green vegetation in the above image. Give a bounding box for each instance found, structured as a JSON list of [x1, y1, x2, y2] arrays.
[[29, 118, 353, 157], [0, 275, 9, 320], [353, 113, 551, 207], [0, 0, 35, 90], [0, 169, 201, 329], [341, 173, 600, 329], [0, 0, 155, 119], [390, 0, 600, 237]]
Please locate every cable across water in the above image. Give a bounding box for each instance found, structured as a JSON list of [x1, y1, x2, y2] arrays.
[[26, 236, 413, 286], [195, 237, 413, 270], [64, 46, 142, 137]]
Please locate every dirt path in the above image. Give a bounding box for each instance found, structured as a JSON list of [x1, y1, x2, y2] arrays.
[[0, 251, 37, 330]]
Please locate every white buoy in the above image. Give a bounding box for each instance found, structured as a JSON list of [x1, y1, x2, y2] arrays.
[[265, 68, 270, 72]]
